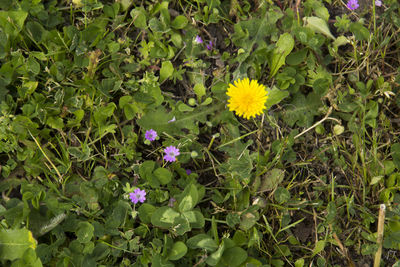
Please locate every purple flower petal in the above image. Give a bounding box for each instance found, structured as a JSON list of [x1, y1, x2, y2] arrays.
[[163, 146, 180, 162], [346, 0, 359, 10], [206, 41, 213, 50], [145, 129, 157, 141], [129, 188, 146, 204], [375, 0, 382, 6], [194, 35, 203, 44]]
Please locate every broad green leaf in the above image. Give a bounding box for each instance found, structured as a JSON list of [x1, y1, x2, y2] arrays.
[[206, 240, 225, 266], [303, 16, 335, 40], [265, 86, 289, 110], [349, 22, 370, 41], [280, 92, 322, 127], [221, 247, 248, 267], [0, 10, 28, 38], [46, 116, 64, 129], [151, 206, 180, 228], [26, 21, 46, 43], [274, 187, 291, 203], [171, 15, 188, 29], [131, 8, 147, 29], [138, 203, 156, 224], [179, 184, 198, 212], [295, 258, 305, 267], [315, 6, 329, 22], [187, 234, 218, 251], [193, 83, 206, 102], [182, 210, 205, 228], [0, 228, 37, 261], [160, 61, 174, 83], [253, 168, 285, 192], [240, 211, 258, 231], [168, 241, 187, 260], [153, 167, 172, 185], [269, 33, 295, 78], [312, 240, 325, 256], [76, 222, 94, 243]]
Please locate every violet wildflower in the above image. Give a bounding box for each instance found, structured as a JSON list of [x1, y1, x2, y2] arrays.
[[145, 129, 157, 141], [163, 146, 180, 162], [375, 0, 382, 6], [346, 0, 359, 10], [129, 188, 146, 204], [194, 35, 203, 44], [186, 169, 192, 175], [168, 197, 176, 207], [206, 40, 213, 50], [168, 116, 176, 123]]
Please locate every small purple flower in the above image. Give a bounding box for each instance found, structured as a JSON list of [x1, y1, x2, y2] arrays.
[[206, 41, 213, 50], [346, 0, 359, 10], [168, 198, 176, 207], [145, 129, 157, 141], [168, 116, 176, 123], [186, 169, 192, 175], [194, 35, 203, 44], [375, 0, 382, 6], [129, 188, 146, 204], [163, 146, 180, 162]]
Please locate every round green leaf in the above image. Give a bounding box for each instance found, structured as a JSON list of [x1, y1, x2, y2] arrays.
[[76, 222, 94, 243], [168, 241, 187, 260], [153, 167, 172, 185], [171, 15, 188, 29], [138, 203, 156, 223], [187, 234, 218, 251], [151, 206, 180, 228], [222, 247, 248, 267]]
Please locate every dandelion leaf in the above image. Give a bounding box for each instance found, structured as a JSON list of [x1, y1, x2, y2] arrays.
[[303, 16, 335, 40]]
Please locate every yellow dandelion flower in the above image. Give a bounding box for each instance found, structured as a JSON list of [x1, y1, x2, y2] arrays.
[[226, 78, 268, 119]]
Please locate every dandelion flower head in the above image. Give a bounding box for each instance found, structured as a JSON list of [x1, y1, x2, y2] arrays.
[[164, 146, 180, 162], [226, 78, 268, 119], [129, 188, 146, 204]]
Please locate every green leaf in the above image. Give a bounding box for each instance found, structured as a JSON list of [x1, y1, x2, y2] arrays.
[[168, 241, 187, 261], [303, 16, 335, 40], [46, 116, 64, 129], [76, 222, 94, 243], [274, 187, 291, 203], [182, 210, 205, 228], [240, 211, 258, 231], [265, 86, 289, 110], [179, 184, 198, 212], [280, 92, 322, 127], [0, 10, 28, 38], [269, 33, 295, 78], [153, 167, 172, 185], [151, 206, 180, 228], [193, 83, 206, 102], [138, 203, 156, 224], [286, 49, 307, 66], [253, 168, 285, 192], [26, 21, 46, 43], [0, 228, 37, 261], [349, 22, 370, 41], [171, 15, 188, 29], [160, 61, 174, 83], [206, 240, 225, 266], [187, 234, 218, 251], [131, 8, 147, 29], [221, 247, 248, 267], [312, 240, 325, 256]]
